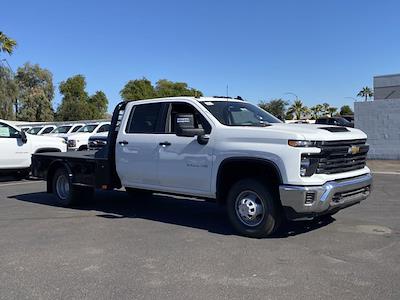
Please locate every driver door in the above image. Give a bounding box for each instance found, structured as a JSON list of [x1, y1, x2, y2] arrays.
[[0, 122, 31, 169], [157, 101, 214, 196]]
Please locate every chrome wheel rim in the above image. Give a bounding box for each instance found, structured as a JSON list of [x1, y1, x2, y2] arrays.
[[56, 174, 70, 200], [235, 190, 265, 227]]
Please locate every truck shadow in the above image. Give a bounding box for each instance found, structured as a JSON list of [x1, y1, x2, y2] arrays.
[[10, 190, 335, 238]]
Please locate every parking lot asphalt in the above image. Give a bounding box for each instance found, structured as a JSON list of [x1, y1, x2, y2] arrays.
[[0, 174, 399, 300]]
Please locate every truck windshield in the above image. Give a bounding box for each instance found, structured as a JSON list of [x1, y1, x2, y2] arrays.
[[77, 125, 97, 133], [201, 101, 282, 126], [52, 125, 72, 133]]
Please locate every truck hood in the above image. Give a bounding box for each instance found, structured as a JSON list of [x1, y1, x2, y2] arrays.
[[267, 123, 367, 141], [29, 134, 66, 148]]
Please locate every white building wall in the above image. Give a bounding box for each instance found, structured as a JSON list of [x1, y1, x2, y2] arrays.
[[355, 99, 400, 159]]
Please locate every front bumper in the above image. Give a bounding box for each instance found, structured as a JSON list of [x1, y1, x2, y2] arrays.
[[279, 173, 372, 220]]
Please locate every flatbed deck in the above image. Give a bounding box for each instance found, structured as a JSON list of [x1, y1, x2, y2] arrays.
[[33, 150, 99, 161]]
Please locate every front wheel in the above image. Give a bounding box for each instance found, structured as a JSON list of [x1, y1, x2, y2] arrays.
[[226, 178, 281, 238]]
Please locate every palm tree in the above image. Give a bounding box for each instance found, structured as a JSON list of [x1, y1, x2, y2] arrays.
[[327, 107, 337, 117], [310, 104, 323, 119], [321, 102, 330, 116], [357, 87, 373, 102], [288, 100, 308, 120], [0, 32, 17, 55]]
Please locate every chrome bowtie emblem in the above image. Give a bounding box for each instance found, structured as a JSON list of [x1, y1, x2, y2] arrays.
[[348, 146, 360, 155]]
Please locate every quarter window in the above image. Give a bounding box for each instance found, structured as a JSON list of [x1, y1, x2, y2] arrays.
[[126, 103, 162, 134]]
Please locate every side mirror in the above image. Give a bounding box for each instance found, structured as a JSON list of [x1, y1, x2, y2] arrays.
[[19, 131, 28, 144], [174, 113, 209, 144]]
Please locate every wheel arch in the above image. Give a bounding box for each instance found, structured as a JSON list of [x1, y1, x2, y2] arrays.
[[216, 157, 283, 204]]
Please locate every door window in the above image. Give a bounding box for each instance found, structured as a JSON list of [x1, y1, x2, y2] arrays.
[[126, 103, 162, 133], [0, 123, 19, 138], [165, 102, 211, 134], [42, 127, 54, 134], [97, 124, 110, 133], [72, 125, 82, 132]]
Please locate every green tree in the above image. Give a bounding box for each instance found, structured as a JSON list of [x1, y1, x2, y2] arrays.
[[287, 100, 308, 120], [340, 105, 353, 115], [357, 86, 373, 101], [155, 79, 203, 98], [120, 77, 155, 101], [16, 63, 54, 121], [0, 66, 18, 120], [327, 107, 338, 117], [258, 98, 288, 120], [310, 104, 323, 119], [321, 102, 331, 115], [57, 75, 108, 121], [0, 32, 17, 55], [57, 75, 91, 121], [88, 91, 108, 119]]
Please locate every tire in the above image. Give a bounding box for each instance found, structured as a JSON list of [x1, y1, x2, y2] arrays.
[[226, 178, 281, 238], [125, 188, 152, 200], [52, 168, 93, 206]]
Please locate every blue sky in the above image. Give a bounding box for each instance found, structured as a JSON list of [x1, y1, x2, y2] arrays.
[[2, 0, 400, 112]]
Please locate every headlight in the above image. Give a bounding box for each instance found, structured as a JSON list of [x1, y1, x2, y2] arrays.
[[288, 140, 317, 147], [300, 155, 319, 177]]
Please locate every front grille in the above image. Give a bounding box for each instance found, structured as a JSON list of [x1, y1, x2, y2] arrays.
[[306, 139, 369, 174]]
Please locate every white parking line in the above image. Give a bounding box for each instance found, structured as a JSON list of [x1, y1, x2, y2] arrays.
[[0, 181, 43, 188], [371, 171, 400, 175]]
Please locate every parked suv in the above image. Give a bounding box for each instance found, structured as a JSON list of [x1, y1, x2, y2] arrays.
[[67, 122, 111, 151]]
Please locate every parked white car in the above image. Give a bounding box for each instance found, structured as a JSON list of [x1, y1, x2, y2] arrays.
[[67, 122, 110, 151], [48, 123, 85, 140], [26, 125, 57, 135], [0, 119, 67, 177]]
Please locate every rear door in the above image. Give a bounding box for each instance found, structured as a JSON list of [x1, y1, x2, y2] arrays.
[[157, 101, 214, 196], [115, 102, 164, 188], [0, 122, 31, 169]]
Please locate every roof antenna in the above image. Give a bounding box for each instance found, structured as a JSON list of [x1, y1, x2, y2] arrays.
[[226, 84, 229, 98]]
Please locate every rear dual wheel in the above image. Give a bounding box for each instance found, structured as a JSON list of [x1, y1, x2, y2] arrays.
[[52, 168, 93, 206]]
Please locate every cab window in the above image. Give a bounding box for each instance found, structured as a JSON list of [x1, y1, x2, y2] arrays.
[[165, 102, 211, 134], [126, 103, 163, 134]]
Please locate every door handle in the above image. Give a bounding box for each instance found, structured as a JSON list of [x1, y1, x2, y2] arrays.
[[159, 141, 171, 147], [119, 140, 129, 146]]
